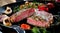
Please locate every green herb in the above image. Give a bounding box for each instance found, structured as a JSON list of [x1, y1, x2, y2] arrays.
[[13, 6, 20, 13], [32, 27, 41, 33], [39, 28, 47, 33]]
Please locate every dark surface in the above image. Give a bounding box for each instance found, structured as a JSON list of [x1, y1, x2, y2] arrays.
[[0, 24, 17, 33]]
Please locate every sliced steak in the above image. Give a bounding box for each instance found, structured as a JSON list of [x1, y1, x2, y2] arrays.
[[27, 10, 53, 28], [10, 8, 35, 22]]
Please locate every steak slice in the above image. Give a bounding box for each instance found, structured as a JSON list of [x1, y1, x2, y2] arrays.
[[27, 10, 53, 28], [10, 8, 35, 22], [27, 18, 49, 27]]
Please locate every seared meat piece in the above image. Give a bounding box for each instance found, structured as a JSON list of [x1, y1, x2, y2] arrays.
[[9, 8, 35, 22], [27, 9, 53, 28]]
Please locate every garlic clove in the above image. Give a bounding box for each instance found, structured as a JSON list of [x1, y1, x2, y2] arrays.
[[3, 17, 12, 27], [4, 7, 12, 14]]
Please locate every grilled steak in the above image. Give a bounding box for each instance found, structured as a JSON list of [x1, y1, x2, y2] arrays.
[[27, 9, 53, 28], [10, 8, 35, 22]]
